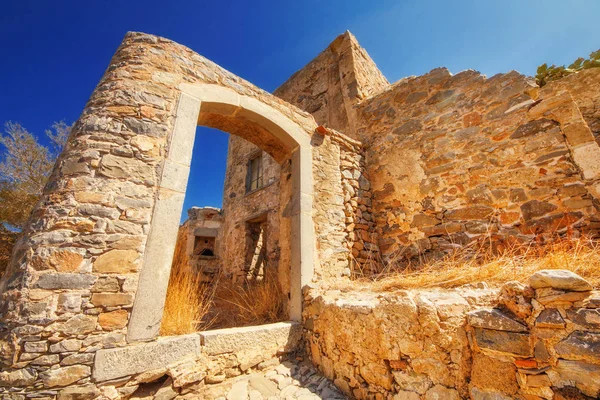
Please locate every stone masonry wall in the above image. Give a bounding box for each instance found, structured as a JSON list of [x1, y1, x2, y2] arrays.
[[304, 284, 497, 399], [467, 270, 600, 399], [220, 135, 281, 281], [545, 68, 600, 144], [356, 67, 600, 263], [304, 270, 600, 399], [275, 31, 388, 139], [0, 31, 319, 394], [310, 126, 377, 279]]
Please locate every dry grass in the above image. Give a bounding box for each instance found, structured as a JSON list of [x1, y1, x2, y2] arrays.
[[160, 226, 286, 334], [210, 271, 287, 328], [346, 235, 600, 292], [159, 229, 215, 336]]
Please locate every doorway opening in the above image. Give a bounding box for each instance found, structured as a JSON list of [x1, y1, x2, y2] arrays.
[[159, 125, 287, 336], [127, 85, 314, 343]]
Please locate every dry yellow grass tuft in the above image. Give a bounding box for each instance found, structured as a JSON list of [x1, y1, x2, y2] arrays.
[[347, 235, 600, 292], [210, 271, 287, 328], [160, 229, 215, 336]]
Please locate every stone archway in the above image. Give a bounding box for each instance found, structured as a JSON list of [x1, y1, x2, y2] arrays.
[[0, 33, 323, 391], [127, 84, 315, 341]]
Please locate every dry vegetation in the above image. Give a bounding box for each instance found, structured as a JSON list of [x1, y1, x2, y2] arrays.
[[160, 229, 286, 336], [348, 234, 600, 292], [210, 271, 286, 329], [160, 230, 215, 336]]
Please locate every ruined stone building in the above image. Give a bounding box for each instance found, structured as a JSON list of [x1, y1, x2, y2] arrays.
[[1, 30, 600, 399]]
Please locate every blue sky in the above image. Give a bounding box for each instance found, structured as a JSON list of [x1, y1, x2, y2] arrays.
[[1, 0, 599, 217]]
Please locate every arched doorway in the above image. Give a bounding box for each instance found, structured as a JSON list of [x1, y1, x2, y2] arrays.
[[127, 84, 315, 342]]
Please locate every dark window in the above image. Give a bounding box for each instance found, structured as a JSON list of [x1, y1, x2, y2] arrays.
[[194, 236, 216, 258], [246, 154, 263, 193]]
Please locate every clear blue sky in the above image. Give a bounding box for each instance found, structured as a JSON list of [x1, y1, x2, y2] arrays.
[[1, 0, 599, 217]]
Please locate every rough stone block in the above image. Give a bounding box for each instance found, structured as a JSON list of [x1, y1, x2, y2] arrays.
[[42, 365, 91, 387], [529, 269, 592, 291], [98, 154, 156, 185], [93, 249, 139, 274], [199, 321, 302, 355], [473, 327, 532, 357], [34, 273, 96, 290], [49, 339, 82, 353], [92, 334, 201, 381], [49, 314, 98, 336], [98, 310, 129, 330], [555, 330, 600, 359], [0, 368, 36, 387], [535, 308, 565, 329], [90, 293, 133, 307], [467, 308, 527, 332], [550, 359, 600, 398], [566, 308, 600, 329]]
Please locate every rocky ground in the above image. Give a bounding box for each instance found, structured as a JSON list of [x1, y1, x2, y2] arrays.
[[132, 357, 347, 400]]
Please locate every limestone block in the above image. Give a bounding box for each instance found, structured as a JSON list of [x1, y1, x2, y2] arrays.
[[467, 308, 528, 332], [90, 293, 133, 307], [93, 249, 139, 274], [61, 353, 94, 366], [48, 314, 98, 336], [392, 370, 432, 394], [424, 384, 459, 400], [555, 330, 600, 359], [98, 310, 129, 330], [98, 154, 156, 185], [550, 359, 600, 397], [23, 341, 47, 353], [92, 334, 201, 381], [572, 142, 600, 180], [566, 308, 600, 329], [49, 339, 82, 353], [41, 365, 91, 387], [57, 292, 82, 313], [199, 322, 301, 355], [0, 368, 36, 387], [529, 269, 592, 291], [34, 273, 96, 290], [57, 385, 101, 400], [473, 328, 532, 357]]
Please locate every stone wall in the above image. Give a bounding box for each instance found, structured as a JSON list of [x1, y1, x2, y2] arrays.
[[304, 284, 496, 399], [181, 206, 223, 281], [0, 31, 320, 394], [310, 126, 377, 279], [545, 68, 600, 144], [0, 322, 301, 398], [304, 270, 600, 399], [467, 270, 600, 399], [220, 135, 281, 280], [275, 31, 388, 139], [355, 67, 600, 263]]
